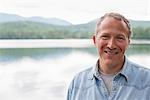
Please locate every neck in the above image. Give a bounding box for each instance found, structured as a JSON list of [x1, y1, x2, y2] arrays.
[[99, 57, 125, 74]]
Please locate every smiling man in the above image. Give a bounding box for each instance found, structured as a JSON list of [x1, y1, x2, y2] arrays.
[[93, 14, 131, 74], [67, 12, 150, 100]]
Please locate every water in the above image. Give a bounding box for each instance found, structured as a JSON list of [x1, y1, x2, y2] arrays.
[[0, 45, 150, 100]]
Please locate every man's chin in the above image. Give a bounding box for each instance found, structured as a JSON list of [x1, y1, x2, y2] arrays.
[[104, 59, 116, 66]]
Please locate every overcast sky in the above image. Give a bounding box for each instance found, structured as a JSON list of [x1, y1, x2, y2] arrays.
[[0, 0, 150, 24]]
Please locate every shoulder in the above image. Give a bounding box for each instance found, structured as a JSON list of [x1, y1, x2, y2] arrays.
[[73, 67, 93, 85], [128, 60, 150, 87], [68, 67, 94, 89], [130, 61, 150, 76], [67, 66, 95, 99]]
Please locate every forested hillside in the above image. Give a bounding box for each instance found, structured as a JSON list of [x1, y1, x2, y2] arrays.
[[0, 20, 150, 39]]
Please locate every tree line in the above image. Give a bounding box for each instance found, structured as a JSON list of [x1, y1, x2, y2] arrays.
[[0, 21, 150, 39]]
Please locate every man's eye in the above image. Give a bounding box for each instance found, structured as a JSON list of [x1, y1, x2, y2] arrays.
[[117, 37, 125, 40], [101, 36, 109, 40], [118, 37, 123, 39]]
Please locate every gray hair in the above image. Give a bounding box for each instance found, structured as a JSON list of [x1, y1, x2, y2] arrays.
[[95, 12, 132, 38]]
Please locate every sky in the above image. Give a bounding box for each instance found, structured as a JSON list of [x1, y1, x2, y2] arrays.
[[0, 0, 150, 24]]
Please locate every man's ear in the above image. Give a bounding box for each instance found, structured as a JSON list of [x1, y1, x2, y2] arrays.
[[92, 34, 96, 45], [127, 39, 130, 48], [126, 38, 130, 49], [128, 39, 130, 44]]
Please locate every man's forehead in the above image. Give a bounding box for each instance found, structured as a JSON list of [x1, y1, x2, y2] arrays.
[[99, 17, 129, 31]]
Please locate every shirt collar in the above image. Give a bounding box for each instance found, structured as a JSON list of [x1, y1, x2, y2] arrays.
[[88, 56, 131, 82], [119, 56, 132, 82], [87, 60, 99, 80]]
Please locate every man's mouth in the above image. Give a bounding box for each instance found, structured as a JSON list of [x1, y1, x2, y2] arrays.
[[104, 50, 118, 55]]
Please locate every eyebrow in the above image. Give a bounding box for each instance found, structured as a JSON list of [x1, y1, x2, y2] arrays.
[[116, 33, 127, 37]]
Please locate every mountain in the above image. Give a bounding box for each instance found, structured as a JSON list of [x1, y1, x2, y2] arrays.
[[0, 19, 150, 39], [0, 13, 72, 26], [1, 12, 150, 27], [0, 13, 25, 23], [129, 20, 150, 27], [28, 17, 72, 26]]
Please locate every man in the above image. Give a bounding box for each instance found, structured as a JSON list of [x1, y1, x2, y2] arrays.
[[67, 12, 150, 100]]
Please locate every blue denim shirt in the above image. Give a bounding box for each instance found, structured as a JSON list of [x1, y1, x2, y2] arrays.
[[67, 57, 150, 100]]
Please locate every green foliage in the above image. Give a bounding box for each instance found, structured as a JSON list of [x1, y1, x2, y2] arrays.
[[132, 27, 150, 39], [0, 21, 150, 39], [0, 21, 95, 39]]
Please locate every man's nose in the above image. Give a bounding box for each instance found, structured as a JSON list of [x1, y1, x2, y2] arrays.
[[107, 38, 116, 49]]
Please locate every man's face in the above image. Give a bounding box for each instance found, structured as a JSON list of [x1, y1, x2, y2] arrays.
[[93, 17, 130, 68]]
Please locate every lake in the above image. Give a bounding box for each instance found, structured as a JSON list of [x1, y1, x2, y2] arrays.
[[0, 44, 150, 100]]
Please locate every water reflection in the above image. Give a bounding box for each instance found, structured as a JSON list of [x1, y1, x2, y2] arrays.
[[0, 50, 97, 100], [0, 46, 150, 100]]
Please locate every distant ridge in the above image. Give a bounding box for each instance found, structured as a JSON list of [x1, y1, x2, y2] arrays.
[[0, 12, 72, 26], [129, 19, 150, 27], [1, 12, 150, 27], [0, 12, 150, 39], [0, 13, 25, 23], [28, 17, 72, 26]]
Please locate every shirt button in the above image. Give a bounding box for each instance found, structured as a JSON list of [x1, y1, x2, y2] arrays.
[[112, 86, 118, 91]]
